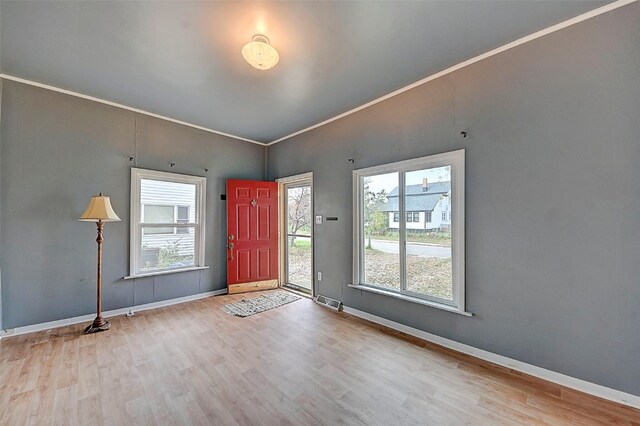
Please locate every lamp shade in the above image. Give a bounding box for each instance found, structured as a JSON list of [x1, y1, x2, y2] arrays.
[[242, 34, 279, 70], [79, 193, 121, 222]]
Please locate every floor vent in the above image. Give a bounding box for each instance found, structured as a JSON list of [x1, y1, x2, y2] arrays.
[[314, 295, 343, 312]]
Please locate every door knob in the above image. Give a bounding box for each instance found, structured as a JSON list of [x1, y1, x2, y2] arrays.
[[228, 242, 234, 261]]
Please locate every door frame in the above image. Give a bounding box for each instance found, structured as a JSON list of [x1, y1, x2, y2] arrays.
[[276, 172, 314, 297]]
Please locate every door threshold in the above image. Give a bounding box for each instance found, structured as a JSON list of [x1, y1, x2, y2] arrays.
[[282, 286, 313, 299]]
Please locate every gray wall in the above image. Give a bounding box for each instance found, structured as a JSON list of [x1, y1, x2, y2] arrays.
[[0, 78, 3, 331], [267, 4, 640, 396], [0, 5, 3, 331], [0, 80, 265, 329]]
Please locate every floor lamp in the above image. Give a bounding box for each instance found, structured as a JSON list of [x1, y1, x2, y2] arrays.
[[79, 193, 121, 334]]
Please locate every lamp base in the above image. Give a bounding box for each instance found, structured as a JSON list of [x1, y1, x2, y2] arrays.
[[83, 317, 111, 334]]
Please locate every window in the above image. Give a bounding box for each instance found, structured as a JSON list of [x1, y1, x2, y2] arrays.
[[442, 211, 447, 221], [130, 168, 206, 277], [144, 205, 175, 235], [142, 205, 191, 235], [353, 150, 465, 312], [176, 206, 190, 234], [393, 212, 399, 222]]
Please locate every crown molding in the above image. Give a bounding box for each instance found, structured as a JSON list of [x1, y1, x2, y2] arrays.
[[266, 0, 637, 146], [1, 0, 635, 147], [0, 73, 266, 146]]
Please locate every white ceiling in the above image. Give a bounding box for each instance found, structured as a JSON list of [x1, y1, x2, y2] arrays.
[[0, 1, 610, 144]]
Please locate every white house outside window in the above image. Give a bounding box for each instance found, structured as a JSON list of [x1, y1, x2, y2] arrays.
[[177, 206, 190, 234], [129, 168, 207, 277], [352, 150, 466, 313], [142, 205, 191, 235]]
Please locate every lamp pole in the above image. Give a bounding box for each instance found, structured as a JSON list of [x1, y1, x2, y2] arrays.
[[85, 220, 110, 333]]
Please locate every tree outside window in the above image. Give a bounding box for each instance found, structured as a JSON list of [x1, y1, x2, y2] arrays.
[[364, 183, 389, 249]]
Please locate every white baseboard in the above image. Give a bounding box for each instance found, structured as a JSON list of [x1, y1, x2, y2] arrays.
[[0, 288, 228, 339], [342, 306, 640, 410], [3, 293, 637, 409]]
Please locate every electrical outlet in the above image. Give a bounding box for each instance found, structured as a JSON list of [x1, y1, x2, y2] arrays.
[[315, 215, 323, 224], [317, 271, 323, 282]]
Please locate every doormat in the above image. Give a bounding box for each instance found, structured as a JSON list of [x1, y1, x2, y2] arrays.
[[221, 291, 301, 317]]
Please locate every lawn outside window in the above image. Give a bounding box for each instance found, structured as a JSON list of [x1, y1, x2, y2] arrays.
[[129, 168, 207, 278], [352, 149, 466, 313]]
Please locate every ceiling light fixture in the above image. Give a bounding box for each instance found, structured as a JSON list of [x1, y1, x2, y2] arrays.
[[242, 34, 279, 70]]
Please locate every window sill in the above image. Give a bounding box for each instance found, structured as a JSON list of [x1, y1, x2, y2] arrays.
[[347, 284, 473, 317], [124, 266, 210, 280]]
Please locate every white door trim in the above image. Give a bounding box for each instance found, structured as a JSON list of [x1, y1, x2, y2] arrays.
[[277, 172, 314, 296]]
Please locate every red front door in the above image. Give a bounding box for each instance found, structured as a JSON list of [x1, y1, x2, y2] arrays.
[[226, 179, 279, 294]]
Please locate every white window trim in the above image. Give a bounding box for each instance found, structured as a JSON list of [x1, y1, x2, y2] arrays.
[[127, 168, 207, 279], [347, 283, 473, 316], [352, 149, 467, 314]]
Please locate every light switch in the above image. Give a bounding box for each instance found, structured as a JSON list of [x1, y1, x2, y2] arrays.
[[317, 271, 323, 282]]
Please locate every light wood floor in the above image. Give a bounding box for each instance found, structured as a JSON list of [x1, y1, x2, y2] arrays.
[[1, 291, 639, 425]]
